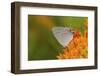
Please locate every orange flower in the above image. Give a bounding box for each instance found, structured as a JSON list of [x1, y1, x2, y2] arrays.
[[57, 30, 88, 59]]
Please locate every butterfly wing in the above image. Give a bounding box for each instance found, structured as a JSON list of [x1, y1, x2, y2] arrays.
[[52, 27, 73, 47]]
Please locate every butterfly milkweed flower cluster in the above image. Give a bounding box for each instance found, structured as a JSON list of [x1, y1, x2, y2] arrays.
[[57, 19, 88, 59]]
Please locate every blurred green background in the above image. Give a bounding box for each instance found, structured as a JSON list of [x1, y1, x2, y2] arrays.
[[28, 15, 87, 60]]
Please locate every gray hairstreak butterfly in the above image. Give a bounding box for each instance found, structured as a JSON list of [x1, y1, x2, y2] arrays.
[[52, 27, 73, 48]]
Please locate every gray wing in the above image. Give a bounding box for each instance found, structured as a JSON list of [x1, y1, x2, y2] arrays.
[[52, 27, 73, 47]]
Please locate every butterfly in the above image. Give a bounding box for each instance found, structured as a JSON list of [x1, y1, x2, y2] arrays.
[[52, 27, 73, 48]]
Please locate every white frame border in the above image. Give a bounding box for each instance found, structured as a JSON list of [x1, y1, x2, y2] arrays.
[[20, 6, 95, 70]]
